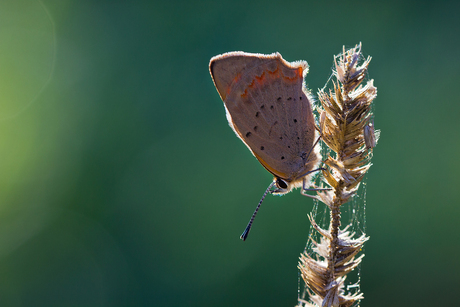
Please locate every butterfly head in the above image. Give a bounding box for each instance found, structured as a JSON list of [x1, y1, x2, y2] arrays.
[[271, 177, 295, 195]]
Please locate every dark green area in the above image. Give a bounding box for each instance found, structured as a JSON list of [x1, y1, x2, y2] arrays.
[[0, 0, 458, 306]]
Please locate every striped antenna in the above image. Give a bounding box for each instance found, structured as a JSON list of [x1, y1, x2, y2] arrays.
[[240, 181, 275, 241]]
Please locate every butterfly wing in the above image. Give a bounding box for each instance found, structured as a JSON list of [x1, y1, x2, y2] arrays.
[[210, 52, 319, 182]]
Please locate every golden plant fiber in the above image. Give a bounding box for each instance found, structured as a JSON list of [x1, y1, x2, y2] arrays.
[[298, 43, 379, 307]]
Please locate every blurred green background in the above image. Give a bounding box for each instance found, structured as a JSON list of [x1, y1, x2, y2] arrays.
[[0, 0, 458, 306]]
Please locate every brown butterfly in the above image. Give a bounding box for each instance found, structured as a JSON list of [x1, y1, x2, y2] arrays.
[[209, 52, 324, 240]]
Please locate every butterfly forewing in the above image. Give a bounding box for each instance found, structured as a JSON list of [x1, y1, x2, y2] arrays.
[[210, 52, 318, 182]]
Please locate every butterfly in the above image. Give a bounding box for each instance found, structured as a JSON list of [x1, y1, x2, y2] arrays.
[[209, 52, 324, 240]]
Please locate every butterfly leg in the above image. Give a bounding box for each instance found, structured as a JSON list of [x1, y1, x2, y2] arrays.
[[301, 189, 319, 199], [301, 172, 332, 199]]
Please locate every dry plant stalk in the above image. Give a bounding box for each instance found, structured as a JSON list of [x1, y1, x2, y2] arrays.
[[298, 43, 378, 307]]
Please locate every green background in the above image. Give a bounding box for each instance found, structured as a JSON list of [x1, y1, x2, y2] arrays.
[[0, 0, 458, 306]]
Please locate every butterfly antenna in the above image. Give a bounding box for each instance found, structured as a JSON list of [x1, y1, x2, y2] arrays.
[[240, 181, 275, 241]]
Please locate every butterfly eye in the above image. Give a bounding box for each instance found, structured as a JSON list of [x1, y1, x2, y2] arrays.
[[276, 178, 288, 189]]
